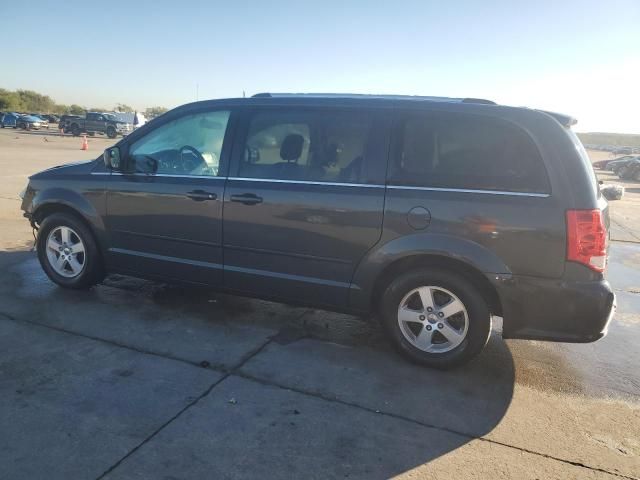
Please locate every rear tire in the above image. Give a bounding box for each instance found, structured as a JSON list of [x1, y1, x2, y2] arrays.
[[71, 124, 81, 136], [36, 213, 104, 289], [380, 268, 491, 369]]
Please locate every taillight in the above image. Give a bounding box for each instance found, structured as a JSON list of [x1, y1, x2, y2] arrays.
[[566, 209, 607, 272]]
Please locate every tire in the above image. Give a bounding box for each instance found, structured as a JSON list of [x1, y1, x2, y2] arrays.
[[71, 124, 81, 136], [106, 126, 117, 139], [36, 212, 104, 289], [380, 268, 491, 369], [617, 166, 628, 179]]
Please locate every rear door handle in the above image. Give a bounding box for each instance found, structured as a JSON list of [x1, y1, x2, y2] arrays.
[[230, 193, 263, 205], [186, 190, 217, 201]]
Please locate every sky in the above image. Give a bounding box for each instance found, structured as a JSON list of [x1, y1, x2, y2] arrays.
[[2, 0, 639, 133]]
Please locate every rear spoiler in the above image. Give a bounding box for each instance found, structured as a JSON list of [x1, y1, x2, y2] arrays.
[[538, 110, 577, 127]]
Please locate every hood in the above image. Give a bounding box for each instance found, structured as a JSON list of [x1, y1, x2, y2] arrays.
[[31, 159, 97, 179]]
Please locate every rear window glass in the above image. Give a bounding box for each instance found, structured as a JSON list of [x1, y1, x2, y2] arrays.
[[389, 113, 550, 194], [567, 128, 599, 198]]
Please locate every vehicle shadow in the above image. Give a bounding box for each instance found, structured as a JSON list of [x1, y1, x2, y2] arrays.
[[0, 248, 515, 478]]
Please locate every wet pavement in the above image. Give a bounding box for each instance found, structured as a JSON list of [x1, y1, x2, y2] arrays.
[[0, 130, 638, 479]]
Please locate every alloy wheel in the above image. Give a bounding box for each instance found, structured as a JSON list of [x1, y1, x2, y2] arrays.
[[397, 286, 469, 353], [45, 226, 86, 278]]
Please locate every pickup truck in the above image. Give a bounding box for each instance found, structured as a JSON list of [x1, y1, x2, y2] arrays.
[[64, 112, 133, 138]]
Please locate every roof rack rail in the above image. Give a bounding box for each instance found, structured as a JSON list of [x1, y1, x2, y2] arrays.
[[461, 98, 496, 105], [251, 93, 497, 105]]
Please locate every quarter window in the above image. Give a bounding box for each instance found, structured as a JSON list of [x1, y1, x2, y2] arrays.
[[390, 114, 550, 193], [239, 110, 374, 183], [129, 110, 230, 177]]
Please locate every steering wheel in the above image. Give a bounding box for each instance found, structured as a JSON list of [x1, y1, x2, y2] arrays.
[[178, 145, 207, 173]]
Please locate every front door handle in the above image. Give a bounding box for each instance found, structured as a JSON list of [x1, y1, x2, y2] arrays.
[[186, 190, 217, 201], [230, 193, 263, 205]]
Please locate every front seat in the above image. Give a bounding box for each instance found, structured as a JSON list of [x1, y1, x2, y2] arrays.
[[272, 134, 304, 180]]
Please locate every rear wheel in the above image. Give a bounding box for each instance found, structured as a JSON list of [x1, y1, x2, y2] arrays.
[[380, 268, 491, 368], [36, 213, 104, 289], [71, 124, 81, 136]]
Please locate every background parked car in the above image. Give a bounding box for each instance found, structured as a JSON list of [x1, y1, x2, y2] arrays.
[[607, 155, 637, 173], [618, 158, 640, 180], [17, 115, 48, 130], [0, 112, 20, 128], [66, 112, 132, 138], [58, 114, 82, 133], [42, 114, 59, 123], [613, 147, 633, 155]]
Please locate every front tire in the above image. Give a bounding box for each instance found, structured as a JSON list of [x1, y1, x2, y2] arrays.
[[380, 268, 491, 369], [106, 126, 117, 139], [37, 213, 104, 289]]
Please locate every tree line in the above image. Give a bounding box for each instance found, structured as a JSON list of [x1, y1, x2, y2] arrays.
[[0, 88, 168, 118]]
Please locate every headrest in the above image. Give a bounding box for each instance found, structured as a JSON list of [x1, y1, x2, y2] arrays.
[[280, 134, 304, 162]]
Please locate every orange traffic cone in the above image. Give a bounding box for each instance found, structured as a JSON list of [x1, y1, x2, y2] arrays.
[[81, 135, 88, 151]]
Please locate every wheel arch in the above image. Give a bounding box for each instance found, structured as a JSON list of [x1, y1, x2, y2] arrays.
[[369, 254, 503, 317], [31, 192, 106, 254], [349, 233, 509, 316]]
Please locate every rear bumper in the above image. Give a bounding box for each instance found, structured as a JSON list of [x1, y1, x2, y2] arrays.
[[493, 274, 616, 342]]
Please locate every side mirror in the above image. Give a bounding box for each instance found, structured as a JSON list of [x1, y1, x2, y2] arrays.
[[103, 147, 122, 170]]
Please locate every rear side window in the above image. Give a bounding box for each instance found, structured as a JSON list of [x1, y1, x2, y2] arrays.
[[238, 110, 374, 183], [389, 113, 550, 194]]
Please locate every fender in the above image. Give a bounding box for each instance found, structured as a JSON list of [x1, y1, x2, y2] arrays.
[[349, 232, 511, 312], [29, 187, 107, 248]]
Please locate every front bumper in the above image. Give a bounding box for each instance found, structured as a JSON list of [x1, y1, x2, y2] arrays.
[[116, 125, 132, 135], [494, 274, 616, 342]]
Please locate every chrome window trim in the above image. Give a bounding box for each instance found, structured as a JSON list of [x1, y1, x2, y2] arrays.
[[386, 185, 550, 197], [91, 172, 223, 180], [227, 177, 384, 188], [90, 172, 549, 196]]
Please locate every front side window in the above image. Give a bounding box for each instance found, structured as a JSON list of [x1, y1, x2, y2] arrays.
[[129, 110, 230, 177], [390, 113, 550, 194], [239, 110, 373, 183]]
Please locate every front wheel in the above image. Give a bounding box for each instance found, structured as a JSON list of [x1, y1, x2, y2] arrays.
[[380, 268, 491, 369], [36, 213, 104, 289], [106, 126, 117, 138]]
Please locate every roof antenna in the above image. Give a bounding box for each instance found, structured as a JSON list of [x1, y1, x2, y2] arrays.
[[242, 90, 246, 98]]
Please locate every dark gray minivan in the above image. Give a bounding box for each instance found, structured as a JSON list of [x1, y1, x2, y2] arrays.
[[20, 93, 615, 368]]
